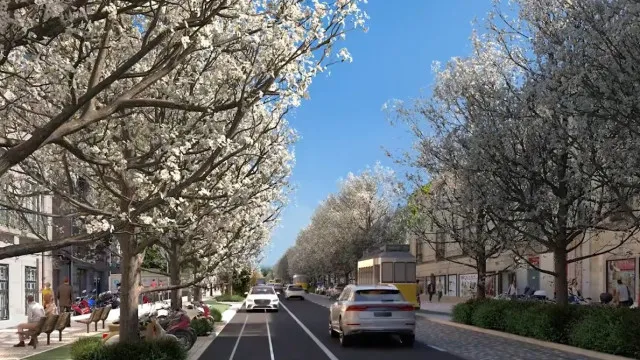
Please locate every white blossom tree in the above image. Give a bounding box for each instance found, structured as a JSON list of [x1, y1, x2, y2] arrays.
[[0, 0, 368, 336], [389, 1, 640, 304], [287, 165, 406, 283], [0, 0, 366, 176]]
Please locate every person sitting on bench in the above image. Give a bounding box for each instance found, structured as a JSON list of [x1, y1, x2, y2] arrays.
[[14, 295, 45, 347]]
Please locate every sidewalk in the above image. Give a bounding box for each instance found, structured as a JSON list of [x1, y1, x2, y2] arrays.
[[419, 296, 465, 315], [0, 298, 183, 360]]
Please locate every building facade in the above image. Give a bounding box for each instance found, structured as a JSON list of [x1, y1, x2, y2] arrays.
[[50, 183, 110, 300], [0, 192, 53, 329], [410, 230, 640, 303]]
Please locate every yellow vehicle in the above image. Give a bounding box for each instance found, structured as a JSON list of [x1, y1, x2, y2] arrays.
[[357, 244, 419, 309], [292, 274, 309, 291]]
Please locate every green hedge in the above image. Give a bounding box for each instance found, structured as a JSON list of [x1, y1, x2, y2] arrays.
[[452, 299, 640, 358], [71, 338, 187, 360], [71, 337, 103, 360], [210, 307, 222, 322], [191, 318, 214, 336], [215, 294, 245, 302]]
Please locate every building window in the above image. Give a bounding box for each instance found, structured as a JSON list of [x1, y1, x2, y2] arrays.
[[606, 258, 636, 298], [381, 262, 393, 283], [406, 263, 416, 283], [435, 231, 445, 261], [25, 266, 38, 315], [394, 262, 406, 282], [0, 264, 8, 320]]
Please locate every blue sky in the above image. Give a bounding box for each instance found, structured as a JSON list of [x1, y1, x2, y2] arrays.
[[263, 1, 495, 265]]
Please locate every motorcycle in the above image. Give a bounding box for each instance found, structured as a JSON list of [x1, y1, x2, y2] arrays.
[[109, 308, 196, 351], [96, 291, 120, 309], [190, 301, 215, 327], [71, 295, 91, 316]]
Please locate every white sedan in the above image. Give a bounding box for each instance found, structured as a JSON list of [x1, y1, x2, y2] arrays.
[[245, 286, 279, 312], [284, 285, 306, 300]]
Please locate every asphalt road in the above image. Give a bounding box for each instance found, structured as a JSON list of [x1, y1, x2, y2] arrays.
[[199, 295, 464, 360]]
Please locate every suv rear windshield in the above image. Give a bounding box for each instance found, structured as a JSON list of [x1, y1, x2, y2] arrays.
[[250, 287, 275, 295], [354, 289, 405, 302], [288, 286, 303, 291]]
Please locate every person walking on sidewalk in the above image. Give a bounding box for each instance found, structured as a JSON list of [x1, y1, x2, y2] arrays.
[[427, 281, 435, 302], [436, 279, 444, 302], [615, 279, 633, 308]]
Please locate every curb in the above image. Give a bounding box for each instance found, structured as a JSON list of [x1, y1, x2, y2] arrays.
[[187, 307, 238, 360], [417, 309, 452, 316], [417, 314, 634, 360]]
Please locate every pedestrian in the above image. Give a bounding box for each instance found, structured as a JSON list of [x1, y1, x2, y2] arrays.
[[158, 280, 164, 301], [614, 279, 633, 308], [427, 280, 435, 302], [436, 279, 444, 302], [41, 282, 54, 312], [14, 295, 45, 347], [507, 279, 517, 299], [57, 278, 73, 311]]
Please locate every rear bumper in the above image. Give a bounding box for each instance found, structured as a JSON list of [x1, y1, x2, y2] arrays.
[[343, 325, 415, 336], [285, 293, 305, 298]]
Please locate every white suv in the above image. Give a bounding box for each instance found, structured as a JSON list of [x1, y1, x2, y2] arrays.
[[284, 285, 306, 300]]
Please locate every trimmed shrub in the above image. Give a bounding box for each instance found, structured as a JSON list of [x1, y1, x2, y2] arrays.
[[451, 298, 485, 324], [453, 299, 640, 358], [215, 294, 245, 302], [569, 306, 640, 358], [191, 318, 214, 336], [88, 338, 187, 360], [210, 307, 222, 322], [71, 336, 103, 360]]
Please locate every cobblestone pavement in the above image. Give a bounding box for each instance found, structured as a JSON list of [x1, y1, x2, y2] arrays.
[[306, 293, 597, 360], [415, 315, 597, 360]]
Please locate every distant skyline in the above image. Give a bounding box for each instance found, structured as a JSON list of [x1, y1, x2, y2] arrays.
[[262, 1, 496, 266]]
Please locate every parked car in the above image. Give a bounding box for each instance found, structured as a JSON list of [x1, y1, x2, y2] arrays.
[[328, 285, 345, 299], [285, 285, 306, 300], [329, 284, 415, 347]]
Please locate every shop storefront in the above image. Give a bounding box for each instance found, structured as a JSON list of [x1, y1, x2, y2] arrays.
[[447, 274, 457, 296], [606, 258, 636, 297], [459, 273, 477, 298]]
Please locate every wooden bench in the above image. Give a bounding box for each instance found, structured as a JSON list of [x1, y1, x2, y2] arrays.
[[54, 312, 71, 342], [99, 305, 112, 329], [42, 314, 60, 345], [20, 316, 48, 349], [76, 307, 104, 333]]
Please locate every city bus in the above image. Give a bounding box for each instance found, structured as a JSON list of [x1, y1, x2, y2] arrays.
[[357, 244, 419, 308], [292, 274, 309, 291]]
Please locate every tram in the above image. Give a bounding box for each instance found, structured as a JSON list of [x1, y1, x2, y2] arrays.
[[292, 274, 309, 291], [357, 244, 419, 308]]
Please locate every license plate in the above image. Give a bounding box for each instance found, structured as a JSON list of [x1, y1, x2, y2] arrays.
[[374, 311, 392, 317]]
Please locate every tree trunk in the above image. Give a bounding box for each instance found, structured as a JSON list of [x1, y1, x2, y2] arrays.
[[476, 259, 487, 299], [169, 242, 181, 309], [554, 247, 569, 305], [194, 286, 202, 301], [118, 231, 142, 341]]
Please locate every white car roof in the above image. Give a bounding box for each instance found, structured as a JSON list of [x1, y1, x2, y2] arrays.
[[345, 284, 398, 291]]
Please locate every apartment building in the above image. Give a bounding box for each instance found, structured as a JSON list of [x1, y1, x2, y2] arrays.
[[0, 187, 53, 329]]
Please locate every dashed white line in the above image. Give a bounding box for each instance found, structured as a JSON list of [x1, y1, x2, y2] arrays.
[[428, 345, 447, 352], [266, 314, 275, 360], [228, 314, 249, 360], [280, 301, 340, 360]]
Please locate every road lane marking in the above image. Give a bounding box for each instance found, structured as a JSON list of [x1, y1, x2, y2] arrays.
[[280, 302, 339, 360], [429, 345, 446, 352], [228, 314, 249, 360], [266, 314, 275, 360]]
